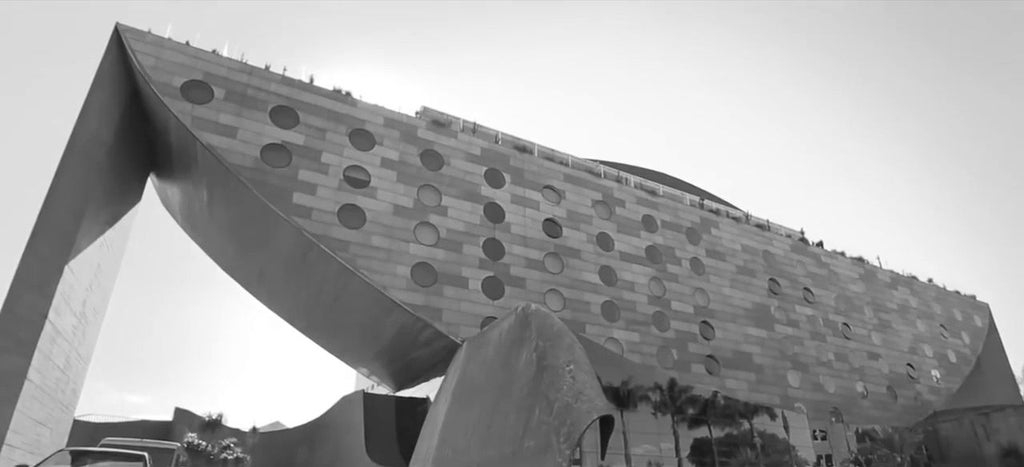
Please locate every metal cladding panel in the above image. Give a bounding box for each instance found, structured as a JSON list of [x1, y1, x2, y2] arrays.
[[116, 24, 1014, 427]]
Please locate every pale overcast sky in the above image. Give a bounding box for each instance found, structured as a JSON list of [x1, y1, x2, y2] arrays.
[[0, 2, 1021, 427]]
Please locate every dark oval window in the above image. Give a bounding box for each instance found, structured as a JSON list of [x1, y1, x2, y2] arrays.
[[541, 185, 562, 205], [690, 257, 706, 276], [542, 218, 563, 239], [343, 165, 371, 189], [417, 184, 442, 207], [840, 322, 854, 340], [419, 149, 445, 171], [648, 277, 666, 298], [906, 363, 918, 380], [598, 265, 618, 287], [180, 79, 214, 105], [336, 204, 366, 229], [543, 252, 565, 275], [645, 245, 664, 265], [410, 262, 438, 288], [693, 288, 711, 308], [484, 168, 506, 189], [483, 202, 505, 224], [886, 385, 898, 402], [593, 200, 613, 220], [348, 128, 377, 152], [482, 237, 505, 262], [768, 277, 782, 295], [657, 347, 675, 370], [704, 355, 721, 375], [596, 232, 615, 252], [269, 104, 300, 130], [651, 310, 670, 332], [856, 381, 869, 399], [413, 222, 439, 246], [802, 287, 816, 304], [685, 227, 702, 246], [480, 316, 497, 330], [260, 143, 292, 168], [939, 324, 950, 340], [605, 337, 625, 356], [481, 275, 505, 301], [600, 300, 620, 323], [641, 214, 659, 233], [544, 288, 565, 312], [699, 320, 716, 341]]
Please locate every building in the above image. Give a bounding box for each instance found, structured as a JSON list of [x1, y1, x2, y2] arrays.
[[1, 23, 1020, 467]]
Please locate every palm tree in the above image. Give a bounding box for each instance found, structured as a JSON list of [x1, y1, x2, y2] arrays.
[[687, 391, 741, 467], [858, 426, 925, 467], [644, 378, 700, 467], [603, 379, 646, 467], [726, 399, 778, 467]]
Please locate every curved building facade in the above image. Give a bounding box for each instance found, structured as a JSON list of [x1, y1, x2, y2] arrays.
[[1, 24, 1019, 466]]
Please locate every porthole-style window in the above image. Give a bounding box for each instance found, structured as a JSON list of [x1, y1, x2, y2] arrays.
[[699, 320, 716, 341], [259, 143, 292, 168], [685, 227, 702, 246], [704, 355, 721, 376], [413, 222, 440, 246], [645, 245, 664, 265], [939, 324, 950, 340], [598, 265, 618, 287], [651, 310, 670, 332], [656, 346, 675, 370], [886, 385, 898, 402], [419, 149, 445, 171], [767, 277, 782, 295], [604, 337, 624, 356], [762, 249, 778, 267], [480, 316, 497, 330], [922, 343, 934, 357], [342, 165, 371, 189], [483, 202, 505, 224], [693, 288, 711, 308], [542, 218, 563, 239], [542, 252, 565, 274], [269, 104, 300, 130], [593, 200, 613, 220], [840, 322, 854, 340], [180, 79, 214, 105], [600, 300, 621, 323], [906, 363, 918, 380], [410, 262, 438, 288], [348, 128, 377, 152], [787, 370, 801, 389], [482, 238, 505, 262], [336, 204, 366, 230], [541, 185, 562, 205], [484, 168, 506, 189], [962, 331, 971, 346], [947, 349, 957, 363], [544, 288, 565, 312], [690, 257, 706, 276], [648, 277, 666, 298], [417, 184, 442, 207], [802, 287, 816, 304], [641, 214, 659, 233], [596, 232, 615, 252], [856, 381, 869, 399], [931, 369, 942, 385], [481, 275, 505, 301]]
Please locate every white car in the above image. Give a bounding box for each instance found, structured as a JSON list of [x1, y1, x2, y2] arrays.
[[96, 439, 187, 467], [18, 447, 151, 467]]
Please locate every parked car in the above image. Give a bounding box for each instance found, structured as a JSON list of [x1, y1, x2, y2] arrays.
[[96, 439, 187, 467], [16, 447, 151, 467]]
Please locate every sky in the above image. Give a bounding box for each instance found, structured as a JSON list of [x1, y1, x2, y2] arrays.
[[0, 1, 1021, 428]]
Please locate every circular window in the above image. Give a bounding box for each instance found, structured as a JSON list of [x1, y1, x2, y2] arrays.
[[410, 262, 438, 287], [822, 376, 837, 394], [767, 277, 782, 295], [480, 316, 497, 330], [787, 370, 801, 389], [269, 104, 300, 130], [939, 324, 950, 340], [180, 79, 214, 105], [645, 245, 664, 265], [947, 350, 957, 363], [336, 204, 366, 229], [483, 202, 505, 224], [656, 346, 675, 370], [413, 222, 439, 246], [641, 214, 659, 233], [906, 363, 918, 380], [596, 232, 615, 252], [704, 355, 721, 376], [689, 257, 706, 276], [419, 149, 445, 171], [651, 310, 670, 332], [685, 227, 702, 246], [417, 184, 442, 207], [931, 369, 942, 385], [348, 128, 377, 152], [484, 168, 506, 189], [259, 143, 292, 168], [600, 300, 621, 323], [481, 275, 505, 301], [802, 287, 816, 304], [542, 218, 563, 239], [482, 238, 505, 262], [699, 320, 716, 341], [840, 322, 854, 339], [856, 381, 869, 399], [541, 185, 562, 205], [544, 288, 565, 312], [593, 200, 613, 220], [342, 165, 371, 189], [962, 331, 971, 346], [922, 343, 934, 357], [542, 252, 565, 274], [598, 265, 618, 287], [604, 337, 624, 356], [648, 277, 666, 298], [693, 288, 711, 308], [886, 385, 898, 402], [762, 249, 778, 268]]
